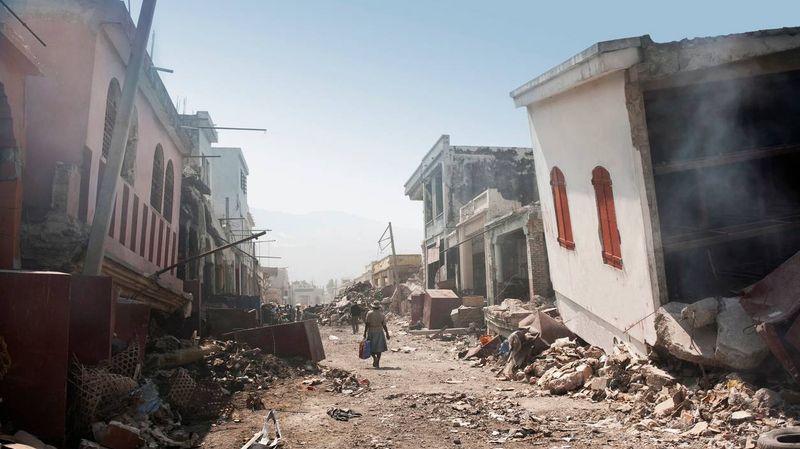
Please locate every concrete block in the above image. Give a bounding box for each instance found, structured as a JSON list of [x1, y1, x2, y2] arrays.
[[714, 297, 769, 371], [641, 365, 675, 390], [680, 297, 718, 328], [590, 376, 608, 391], [450, 309, 463, 328], [654, 398, 675, 416], [462, 296, 484, 307], [655, 302, 718, 366]]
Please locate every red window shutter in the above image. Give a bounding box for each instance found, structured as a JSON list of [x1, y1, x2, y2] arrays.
[[559, 182, 574, 248], [592, 167, 622, 268], [550, 167, 575, 250]]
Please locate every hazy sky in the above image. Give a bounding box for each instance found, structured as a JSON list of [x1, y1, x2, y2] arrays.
[[141, 0, 796, 231]]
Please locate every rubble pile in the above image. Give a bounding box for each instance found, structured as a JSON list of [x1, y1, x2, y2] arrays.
[[199, 340, 304, 392], [471, 334, 800, 447], [318, 281, 380, 326], [69, 336, 315, 448]]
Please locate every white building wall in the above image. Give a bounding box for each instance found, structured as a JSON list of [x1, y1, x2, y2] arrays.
[[206, 147, 250, 223], [526, 71, 657, 352]]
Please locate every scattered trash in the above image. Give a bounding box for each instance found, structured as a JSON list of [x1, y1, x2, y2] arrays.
[[327, 408, 362, 422], [241, 410, 281, 449]]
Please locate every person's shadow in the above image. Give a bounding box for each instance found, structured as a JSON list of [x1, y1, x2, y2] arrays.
[[375, 366, 402, 370]]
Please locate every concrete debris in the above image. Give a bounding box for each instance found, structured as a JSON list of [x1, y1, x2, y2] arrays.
[[317, 281, 378, 326], [450, 305, 484, 328], [483, 298, 536, 337], [456, 329, 799, 448], [69, 335, 317, 449], [655, 297, 768, 370], [680, 297, 719, 328], [714, 297, 769, 371], [655, 301, 719, 366], [323, 367, 371, 396]]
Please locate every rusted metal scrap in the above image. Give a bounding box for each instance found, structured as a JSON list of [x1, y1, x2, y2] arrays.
[[741, 250, 800, 382]]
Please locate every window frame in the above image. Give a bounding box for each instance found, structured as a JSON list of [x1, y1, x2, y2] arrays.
[[163, 159, 174, 223], [102, 79, 121, 160], [150, 144, 164, 213]]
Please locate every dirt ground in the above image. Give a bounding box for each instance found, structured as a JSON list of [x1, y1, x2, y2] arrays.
[[199, 322, 712, 449]]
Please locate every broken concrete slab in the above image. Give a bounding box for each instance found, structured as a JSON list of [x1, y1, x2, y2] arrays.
[[641, 365, 675, 390], [714, 297, 769, 371], [680, 297, 718, 328], [655, 301, 719, 366], [654, 397, 675, 416]]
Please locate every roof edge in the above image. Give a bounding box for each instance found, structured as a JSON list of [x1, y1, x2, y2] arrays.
[[510, 36, 646, 107]]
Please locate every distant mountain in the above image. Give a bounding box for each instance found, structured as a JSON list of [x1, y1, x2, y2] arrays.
[[250, 209, 423, 284]]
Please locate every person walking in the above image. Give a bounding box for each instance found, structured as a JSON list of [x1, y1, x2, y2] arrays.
[[363, 300, 389, 368], [350, 301, 363, 334]]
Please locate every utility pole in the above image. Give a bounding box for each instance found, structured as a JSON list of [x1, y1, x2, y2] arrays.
[[388, 222, 399, 288], [83, 0, 157, 275], [379, 222, 402, 312]]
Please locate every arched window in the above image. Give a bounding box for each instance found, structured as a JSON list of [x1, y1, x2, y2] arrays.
[[550, 167, 574, 250], [163, 160, 174, 222], [102, 79, 121, 159], [592, 166, 622, 268], [121, 107, 138, 185], [150, 144, 164, 212]]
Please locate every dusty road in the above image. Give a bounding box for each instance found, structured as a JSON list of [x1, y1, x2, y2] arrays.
[[199, 322, 702, 449]]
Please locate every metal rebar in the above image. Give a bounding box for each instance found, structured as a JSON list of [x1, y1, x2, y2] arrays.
[[152, 231, 266, 277]]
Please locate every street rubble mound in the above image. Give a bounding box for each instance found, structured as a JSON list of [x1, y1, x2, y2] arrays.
[[66, 335, 318, 449], [464, 330, 800, 448]]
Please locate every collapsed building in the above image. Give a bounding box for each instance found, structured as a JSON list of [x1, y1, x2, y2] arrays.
[[261, 266, 291, 304], [510, 28, 800, 367], [404, 135, 551, 305]]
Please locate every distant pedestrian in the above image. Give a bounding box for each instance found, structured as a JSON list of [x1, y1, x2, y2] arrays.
[[363, 300, 390, 369], [295, 305, 302, 321], [350, 301, 363, 334]]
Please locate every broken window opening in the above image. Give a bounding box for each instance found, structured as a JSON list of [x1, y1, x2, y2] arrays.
[[645, 69, 800, 301], [495, 229, 529, 302], [592, 166, 622, 269]]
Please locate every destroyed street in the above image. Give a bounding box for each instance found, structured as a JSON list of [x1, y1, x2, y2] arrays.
[[2, 1, 800, 448]]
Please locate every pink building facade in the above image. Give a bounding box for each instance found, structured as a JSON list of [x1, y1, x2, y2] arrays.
[[6, 0, 189, 312]]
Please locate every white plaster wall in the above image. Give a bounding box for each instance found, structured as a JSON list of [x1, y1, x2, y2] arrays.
[[526, 71, 657, 351], [207, 147, 249, 224]]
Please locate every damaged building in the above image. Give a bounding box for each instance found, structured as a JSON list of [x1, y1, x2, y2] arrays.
[[404, 135, 551, 305], [510, 28, 800, 368], [7, 0, 190, 312], [261, 266, 290, 304]]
